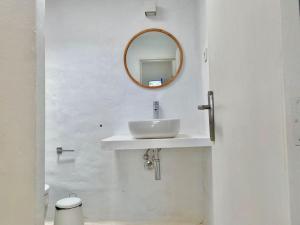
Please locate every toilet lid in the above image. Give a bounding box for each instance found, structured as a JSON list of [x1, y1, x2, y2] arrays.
[[44, 184, 50, 196], [55, 197, 82, 209]]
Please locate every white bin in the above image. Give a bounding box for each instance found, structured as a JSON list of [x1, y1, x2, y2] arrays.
[[54, 197, 84, 225]]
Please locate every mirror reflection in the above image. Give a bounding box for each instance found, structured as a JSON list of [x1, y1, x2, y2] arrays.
[[124, 29, 183, 88]]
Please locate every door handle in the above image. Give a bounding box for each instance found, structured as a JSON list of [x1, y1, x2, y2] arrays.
[[198, 91, 215, 141]]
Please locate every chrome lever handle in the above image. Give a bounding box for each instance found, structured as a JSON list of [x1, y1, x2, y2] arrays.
[[198, 91, 215, 141], [198, 105, 211, 110]]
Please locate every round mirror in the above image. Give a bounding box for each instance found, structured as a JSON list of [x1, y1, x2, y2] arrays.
[[124, 28, 183, 89]]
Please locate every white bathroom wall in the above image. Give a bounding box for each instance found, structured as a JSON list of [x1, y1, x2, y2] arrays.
[[46, 0, 210, 223], [196, 0, 209, 136], [208, 0, 291, 224], [281, 0, 300, 224], [0, 0, 44, 225], [195, 0, 211, 224]]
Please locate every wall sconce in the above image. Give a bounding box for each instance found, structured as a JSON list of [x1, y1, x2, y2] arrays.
[[144, 0, 157, 17]]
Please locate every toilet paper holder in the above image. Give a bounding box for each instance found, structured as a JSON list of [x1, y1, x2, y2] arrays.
[[56, 147, 75, 155]]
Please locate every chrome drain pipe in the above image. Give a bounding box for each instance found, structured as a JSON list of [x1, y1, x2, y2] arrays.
[[153, 148, 161, 180], [143, 148, 161, 180]]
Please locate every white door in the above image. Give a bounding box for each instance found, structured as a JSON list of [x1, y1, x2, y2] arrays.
[[207, 0, 291, 224]]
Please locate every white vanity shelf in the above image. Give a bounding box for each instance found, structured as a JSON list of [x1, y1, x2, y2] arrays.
[[101, 134, 212, 151]]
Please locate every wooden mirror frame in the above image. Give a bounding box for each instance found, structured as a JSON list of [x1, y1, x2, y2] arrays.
[[124, 28, 184, 89]]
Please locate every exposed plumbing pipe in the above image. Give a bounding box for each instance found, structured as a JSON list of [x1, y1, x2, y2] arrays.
[[143, 148, 161, 180]]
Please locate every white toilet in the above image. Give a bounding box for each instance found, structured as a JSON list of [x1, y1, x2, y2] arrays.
[[54, 197, 84, 225], [44, 184, 50, 220]]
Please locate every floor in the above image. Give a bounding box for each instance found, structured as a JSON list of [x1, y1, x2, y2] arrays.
[[45, 222, 200, 225]]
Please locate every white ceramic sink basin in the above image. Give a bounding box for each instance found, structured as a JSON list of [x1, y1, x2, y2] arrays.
[[128, 119, 180, 139]]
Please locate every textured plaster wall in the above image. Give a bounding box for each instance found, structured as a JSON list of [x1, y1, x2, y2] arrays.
[[196, 1, 211, 224], [281, 0, 300, 224], [45, 0, 210, 223], [0, 0, 44, 224]]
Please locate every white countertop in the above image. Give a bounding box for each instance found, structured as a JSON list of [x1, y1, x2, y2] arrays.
[[101, 134, 212, 151]]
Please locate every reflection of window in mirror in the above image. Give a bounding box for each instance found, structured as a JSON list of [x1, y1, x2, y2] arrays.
[[140, 59, 174, 86], [124, 28, 183, 89]]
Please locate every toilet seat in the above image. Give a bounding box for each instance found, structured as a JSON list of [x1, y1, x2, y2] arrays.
[[55, 197, 82, 209], [44, 184, 50, 220], [45, 184, 50, 196]]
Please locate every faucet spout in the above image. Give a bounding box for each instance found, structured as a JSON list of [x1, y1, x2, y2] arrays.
[[153, 101, 160, 119]]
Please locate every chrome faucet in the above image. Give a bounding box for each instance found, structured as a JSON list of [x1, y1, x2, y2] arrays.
[[153, 101, 160, 119]]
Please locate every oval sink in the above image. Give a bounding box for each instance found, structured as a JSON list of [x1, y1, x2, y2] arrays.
[[128, 119, 180, 139]]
